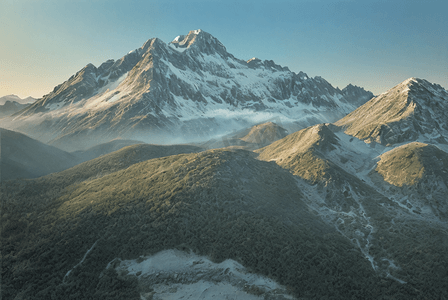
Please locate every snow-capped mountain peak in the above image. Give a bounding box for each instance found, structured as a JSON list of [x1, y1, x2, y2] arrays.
[[7, 30, 374, 150], [168, 29, 227, 55]]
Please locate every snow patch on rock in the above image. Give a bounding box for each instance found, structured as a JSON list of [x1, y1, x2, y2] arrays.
[[111, 249, 295, 300]]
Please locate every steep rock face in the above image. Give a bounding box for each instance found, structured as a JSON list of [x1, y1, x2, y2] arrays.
[[25, 51, 143, 114], [341, 84, 374, 107], [169, 29, 229, 56], [7, 30, 372, 150], [335, 78, 448, 146]]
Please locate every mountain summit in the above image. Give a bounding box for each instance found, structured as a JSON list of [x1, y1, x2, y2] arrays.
[[169, 29, 228, 55], [6, 30, 373, 151], [335, 77, 448, 145]]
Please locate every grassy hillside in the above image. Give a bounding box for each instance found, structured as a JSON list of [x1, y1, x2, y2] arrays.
[[256, 124, 339, 183], [199, 122, 288, 150], [71, 138, 144, 162], [371, 142, 448, 219], [1, 148, 399, 299], [375, 142, 448, 187], [240, 122, 288, 146]]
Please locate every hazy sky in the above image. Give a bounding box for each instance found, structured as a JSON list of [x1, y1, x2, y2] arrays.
[[1, 0, 447, 98]]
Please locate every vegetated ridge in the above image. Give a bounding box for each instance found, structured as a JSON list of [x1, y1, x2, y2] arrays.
[[2, 149, 395, 299]]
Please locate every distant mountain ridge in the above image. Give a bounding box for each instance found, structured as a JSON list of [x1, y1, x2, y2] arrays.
[[0, 101, 30, 118], [0, 95, 36, 117], [0, 95, 36, 105], [4, 29, 373, 151], [0, 128, 78, 181]]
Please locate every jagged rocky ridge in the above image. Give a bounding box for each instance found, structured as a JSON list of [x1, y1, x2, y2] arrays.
[[7, 29, 372, 151]]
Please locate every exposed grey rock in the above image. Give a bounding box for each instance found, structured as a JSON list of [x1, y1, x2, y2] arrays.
[[341, 83, 374, 107]]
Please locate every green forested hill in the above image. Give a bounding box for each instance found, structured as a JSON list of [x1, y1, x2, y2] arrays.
[[1, 148, 403, 299]]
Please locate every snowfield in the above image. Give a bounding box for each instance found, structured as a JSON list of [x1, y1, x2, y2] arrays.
[[111, 249, 295, 300]]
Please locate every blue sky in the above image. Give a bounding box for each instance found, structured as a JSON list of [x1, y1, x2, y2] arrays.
[[1, 0, 447, 98]]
